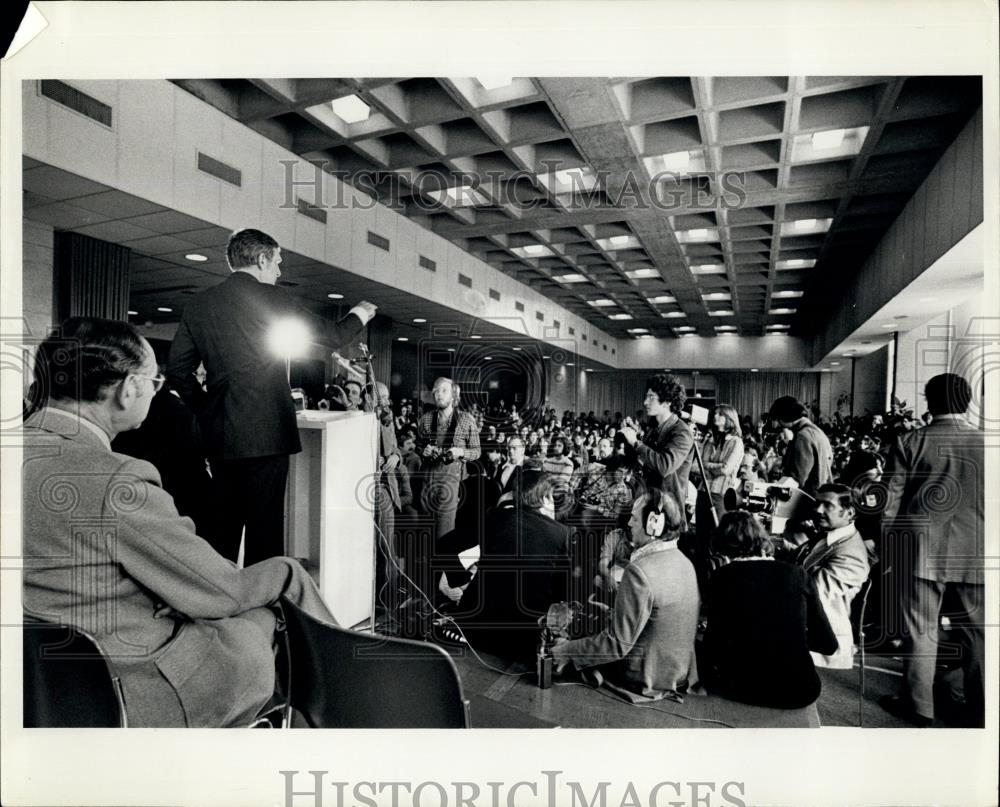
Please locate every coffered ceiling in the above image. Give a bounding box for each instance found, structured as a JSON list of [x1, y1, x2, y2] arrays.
[[173, 75, 981, 341]]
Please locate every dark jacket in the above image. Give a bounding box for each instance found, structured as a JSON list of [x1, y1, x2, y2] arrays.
[[456, 508, 574, 659], [702, 560, 837, 709], [166, 272, 364, 460], [634, 415, 694, 517], [782, 419, 833, 495]]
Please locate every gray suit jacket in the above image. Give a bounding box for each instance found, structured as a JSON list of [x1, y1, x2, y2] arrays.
[[555, 540, 699, 700], [882, 415, 984, 585], [798, 526, 870, 669], [22, 407, 335, 727]]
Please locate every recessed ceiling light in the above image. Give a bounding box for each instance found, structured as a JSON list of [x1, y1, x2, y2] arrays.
[[156, 306, 172, 313], [397, 337, 409, 342], [588, 299, 616, 307], [715, 326, 737, 333], [470, 335, 482, 339], [412, 318, 426, 323], [127, 310, 138, 316], [542, 355, 550, 359], [661, 311, 686, 318], [636, 334, 655, 340], [831, 361, 841, 366], [566, 362, 575, 367], [625, 268, 658, 280], [447, 348, 456, 352], [766, 324, 790, 331], [484, 356, 492, 360], [811, 129, 846, 149], [773, 290, 804, 298], [584, 368, 593, 373], [555, 273, 588, 284], [627, 328, 650, 334], [649, 295, 676, 304], [691, 264, 726, 275], [780, 219, 832, 236], [750, 368, 759, 373], [776, 258, 817, 270], [327, 293, 344, 299], [702, 292, 732, 301], [820, 368, 830, 372], [331, 95, 371, 123], [768, 308, 797, 315], [610, 234, 630, 246], [674, 326, 695, 333], [523, 244, 546, 256], [608, 313, 634, 320], [645, 150, 707, 177], [184, 253, 208, 262], [513, 347, 522, 351], [709, 310, 735, 317], [689, 228, 707, 238], [476, 76, 513, 90]]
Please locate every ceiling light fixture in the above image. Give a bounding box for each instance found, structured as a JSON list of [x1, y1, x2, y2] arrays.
[[412, 318, 426, 323], [330, 95, 371, 123], [156, 306, 172, 313], [397, 337, 409, 342], [625, 268, 658, 280], [811, 129, 846, 149], [588, 299, 616, 307], [327, 293, 344, 299], [794, 218, 818, 230], [750, 368, 760, 373], [661, 311, 686, 318], [649, 295, 676, 304], [470, 335, 482, 339], [555, 273, 588, 284], [627, 328, 650, 334], [610, 234, 631, 246], [768, 307, 797, 315], [709, 310, 735, 317], [608, 313, 634, 320], [184, 253, 208, 262], [773, 290, 804, 298], [127, 310, 138, 316], [523, 244, 546, 256]]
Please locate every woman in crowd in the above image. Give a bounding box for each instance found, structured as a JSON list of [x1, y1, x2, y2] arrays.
[[700, 511, 838, 709], [553, 490, 700, 702], [702, 403, 745, 516]]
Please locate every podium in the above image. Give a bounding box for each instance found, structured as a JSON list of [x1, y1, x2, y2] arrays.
[[285, 410, 378, 628]]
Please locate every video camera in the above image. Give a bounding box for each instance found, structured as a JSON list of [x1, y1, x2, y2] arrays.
[[723, 481, 815, 534]]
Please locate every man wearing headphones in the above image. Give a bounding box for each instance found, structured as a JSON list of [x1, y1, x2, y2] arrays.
[[552, 491, 700, 702]]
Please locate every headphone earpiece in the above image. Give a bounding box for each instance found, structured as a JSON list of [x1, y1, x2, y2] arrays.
[[645, 510, 666, 538]]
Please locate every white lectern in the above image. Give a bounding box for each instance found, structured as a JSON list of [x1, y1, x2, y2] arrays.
[[285, 410, 378, 628]]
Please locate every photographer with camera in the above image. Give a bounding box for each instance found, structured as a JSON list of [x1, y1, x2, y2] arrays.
[[768, 395, 833, 495], [619, 373, 695, 528], [417, 377, 481, 537]]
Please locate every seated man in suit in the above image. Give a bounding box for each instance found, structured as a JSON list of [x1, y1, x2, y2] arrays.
[[451, 470, 575, 659], [23, 317, 335, 728], [793, 483, 871, 669]]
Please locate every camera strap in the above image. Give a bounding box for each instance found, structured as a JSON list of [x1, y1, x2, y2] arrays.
[[429, 407, 461, 450]]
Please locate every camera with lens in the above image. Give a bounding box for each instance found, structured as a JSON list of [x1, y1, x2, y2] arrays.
[[723, 481, 815, 534]]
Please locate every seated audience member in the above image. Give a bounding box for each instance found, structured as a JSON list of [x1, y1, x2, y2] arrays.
[[496, 435, 527, 505], [542, 436, 575, 480], [552, 491, 700, 702], [22, 317, 335, 728], [792, 484, 871, 669], [701, 512, 837, 709], [452, 471, 575, 659], [737, 447, 761, 484]]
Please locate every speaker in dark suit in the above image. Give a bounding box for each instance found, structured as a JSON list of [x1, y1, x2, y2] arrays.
[[167, 229, 376, 564]]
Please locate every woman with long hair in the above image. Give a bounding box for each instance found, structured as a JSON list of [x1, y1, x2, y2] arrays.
[[702, 403, 745, 516]]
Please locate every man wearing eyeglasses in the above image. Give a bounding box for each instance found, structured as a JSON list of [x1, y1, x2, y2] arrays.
[[22, 316, 335, 727]]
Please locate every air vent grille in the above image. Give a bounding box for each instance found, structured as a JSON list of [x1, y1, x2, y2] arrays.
[[297, 198, 327, 224], [368, 231, 390, 251], [197, 152, 242, 187], [40, 80, 112, 127]]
